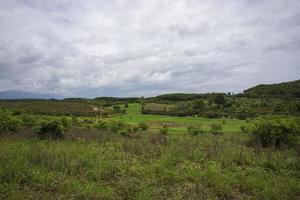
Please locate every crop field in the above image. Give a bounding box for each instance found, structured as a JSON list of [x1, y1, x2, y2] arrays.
[[0, 100, 109, 116], [109, 103, 246, 134], [143, 103, 176, 112]]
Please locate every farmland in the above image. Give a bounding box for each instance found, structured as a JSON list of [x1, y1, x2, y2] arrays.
[[109, 103, 246, 134]]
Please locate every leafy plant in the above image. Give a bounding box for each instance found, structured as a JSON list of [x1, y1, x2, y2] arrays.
[[35, 119, 67, 140], [109, 121, 126, 133], [61, 117, 72, 129], [159, 125, 168, 135], [249, 116, 300, 148], [0, 109, 23, 132], [138, 122, 149, 131], [94, 120, 109, 130], [187, 125, 205, 136], [210, 124, 223, 135]]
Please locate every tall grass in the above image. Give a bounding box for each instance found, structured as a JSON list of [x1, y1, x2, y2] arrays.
[[0, 131, 299, 200]]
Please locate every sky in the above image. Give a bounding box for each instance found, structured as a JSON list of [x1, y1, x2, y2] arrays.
[[0, 0, 299, 97]]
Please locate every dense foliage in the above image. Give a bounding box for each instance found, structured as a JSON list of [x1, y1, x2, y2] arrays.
[[0, 109, 23, 132], [242, 79, 300, 99], [34, 118, 71, 140], [247, 116, 300, 148]]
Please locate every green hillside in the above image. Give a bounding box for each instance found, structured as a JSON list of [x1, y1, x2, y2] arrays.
[[243, 79, 300, 99]]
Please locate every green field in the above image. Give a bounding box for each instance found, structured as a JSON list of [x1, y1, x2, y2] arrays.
[[109, 103, 246, 133], [1, 101, 300, 200], [1, 132, 299, 200]]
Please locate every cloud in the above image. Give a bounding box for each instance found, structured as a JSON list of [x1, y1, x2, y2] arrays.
[[0, 0, 299, 97]]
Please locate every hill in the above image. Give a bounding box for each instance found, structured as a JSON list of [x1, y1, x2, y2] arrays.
[[242, 79, 300, 99]]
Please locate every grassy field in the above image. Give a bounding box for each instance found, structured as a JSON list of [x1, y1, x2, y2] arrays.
[[109, 103, 246, 134], [1, 103, 299, 199], [1, 131, 299, 200]]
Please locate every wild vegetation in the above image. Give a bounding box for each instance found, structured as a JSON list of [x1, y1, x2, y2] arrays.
[[0, 80, 300, 199]]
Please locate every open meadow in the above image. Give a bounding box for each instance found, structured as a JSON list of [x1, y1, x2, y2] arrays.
[[1, 98, 300, 200]]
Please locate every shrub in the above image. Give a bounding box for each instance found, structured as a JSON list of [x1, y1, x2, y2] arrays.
[[202, 111, 221, 118], [113, 105, 121, 112], [35, 119, 65, 140], [71, 116, 78, 126], [240, 125, 248, 133], [210, 124, 223, 135], [132, 125, 139, 132], [83, 118, 94, 124], [138, 122, 149, 131], [235, 113, 249, 120], [6, 117, 23, 132], [120, 125, 137, 137], [61, 117, 72, 129], [118, 128, 130, 136], [109, 121, 126, 133], [0, 109, 23, 132], [94, 120, 109, 130], [159, 125, 168, 135], [18, 113, 37, 126], [249, 116, 300, 148], [187, 125, 205, 136]]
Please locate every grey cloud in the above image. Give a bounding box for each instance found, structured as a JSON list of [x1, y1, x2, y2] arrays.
[[0, 0, 299, 97]]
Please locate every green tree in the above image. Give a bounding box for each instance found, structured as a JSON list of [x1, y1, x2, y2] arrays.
[[35, 119, 65, 140], [213, 94, 226, 105], [191, 99, 205, 111], [249, 116, 300, 148], [113, 105, 121, 112]]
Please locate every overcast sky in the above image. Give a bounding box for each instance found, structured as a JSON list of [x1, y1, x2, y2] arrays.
[[0, 0, 299, 97]]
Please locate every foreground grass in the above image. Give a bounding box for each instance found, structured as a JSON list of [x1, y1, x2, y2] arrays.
[[109, 103, 246, 133], [1, 131, 299, 200]]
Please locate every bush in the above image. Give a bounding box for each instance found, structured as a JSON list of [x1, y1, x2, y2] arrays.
[[61, 117, 72, 129], [94, 120, 109, 130], [83, 118, 94, 124], [235, 113, 249, 120], [159, 125, 168, 135], [118, 126, 134, 137], [18, 113, 37, 126], [113, 105, 121, 112], [132, 125, 139, 132], [35, 119, 65, 140], [0, 109, 23, 132], [210, 124, 223, 135], [202, 111, 221, 118], [109, 121, 127, 133], [249, 117, 300, 148], [187, 125, 205, 136], [71, 116, 78, 126], [138, 122, 149, 131]]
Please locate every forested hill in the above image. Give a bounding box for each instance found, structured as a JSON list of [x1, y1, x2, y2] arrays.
[[242, 79, 300, 99]]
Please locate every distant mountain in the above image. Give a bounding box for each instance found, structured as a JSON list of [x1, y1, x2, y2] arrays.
[[0, 90, 63, 99], [242, 79, 300, 99]]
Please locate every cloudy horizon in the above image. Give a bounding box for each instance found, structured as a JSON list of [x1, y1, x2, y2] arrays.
[[0, 0, 300, 97]]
